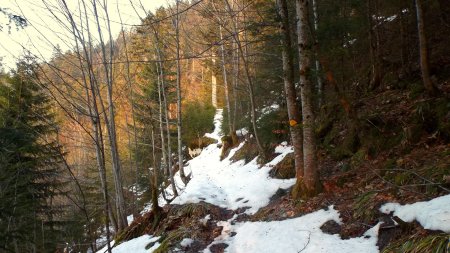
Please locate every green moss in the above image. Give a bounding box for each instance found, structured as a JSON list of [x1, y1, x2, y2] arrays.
[[350, 149, 366, 169], [291, 179, 322, 200], [269, 153, 295, 179], [230, 140, 259, 163], [172, 203, 208, 218], [152, 230, 186, 253]]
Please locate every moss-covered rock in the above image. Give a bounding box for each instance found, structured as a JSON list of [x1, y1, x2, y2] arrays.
[[269, 153, 295, 179], [229, 140, 259, 164], [220, 135, 233, 161]]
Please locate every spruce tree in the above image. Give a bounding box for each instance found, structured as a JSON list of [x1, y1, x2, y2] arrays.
[[0, 61, 66, 252]]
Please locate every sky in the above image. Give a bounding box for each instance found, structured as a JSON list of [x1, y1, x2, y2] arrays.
[[0, 0, 167, 71]]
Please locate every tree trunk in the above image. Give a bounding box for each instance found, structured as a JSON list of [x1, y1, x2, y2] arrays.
[[367, 0, 382, 91], [415, 0, 438, 96], [92, 0, 127, 231], [156, 62, 168, 178], [311, 0, 323, 107], [277, 0, 304, 182], [175, 0, 188, 185], [231, 0, 239, 140], [150, 125, 161, 217], [219, 25, 237, 144], [211, 53, 218, 108], [294, 0, 321, 198]]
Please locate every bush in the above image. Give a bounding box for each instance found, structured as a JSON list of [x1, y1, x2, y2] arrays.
[[182, 101, 215, 145], [255, 109, 289, 148]]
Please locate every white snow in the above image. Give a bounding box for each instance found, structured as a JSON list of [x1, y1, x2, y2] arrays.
[[96, 235, 160, 253], [112, 108, 450, 253], [204, 109, 223, 141], [145, 109, 295, 215], [171, 140, 295, 214], [158, 109, 294, 215], [205, 206, 380, 253], [236, 128, 249, 137], [180, 238, 194, 248], [380, 194, 450, 233], [127, 215, 134, 224], [274, 141, 293, 154], [260, 103, 280, 115], [199, 214, 211, 226]]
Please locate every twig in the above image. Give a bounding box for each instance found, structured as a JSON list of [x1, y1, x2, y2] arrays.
[[380, 168, 450, 193], [298, 231, 311, 253]]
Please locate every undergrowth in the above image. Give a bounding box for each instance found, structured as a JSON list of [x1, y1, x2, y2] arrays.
[[382, 233, 449, 253]]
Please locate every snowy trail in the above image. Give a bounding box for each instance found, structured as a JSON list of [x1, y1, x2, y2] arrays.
[[171, 109, 295, 214], [206, 206, 381, 253], [108, 109, 449, 253], [172, 109, 381, 253]]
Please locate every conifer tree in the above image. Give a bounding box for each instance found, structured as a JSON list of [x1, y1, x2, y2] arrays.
[[0, 61, 66, 252]]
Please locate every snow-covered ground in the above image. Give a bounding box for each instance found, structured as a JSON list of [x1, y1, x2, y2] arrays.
[[380, 194, 450, 233], [171, 140, 295, 214], [102, 109, 450, 253], [206, 206, 381, 253], [95, 235, 160, 253], [144, 108, 296, 214]]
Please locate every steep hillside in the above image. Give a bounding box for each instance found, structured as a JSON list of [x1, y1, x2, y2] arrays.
[[101, 97, 450, 253]]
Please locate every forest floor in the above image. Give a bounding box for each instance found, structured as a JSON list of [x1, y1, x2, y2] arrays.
[[98, 85, 450, 253]]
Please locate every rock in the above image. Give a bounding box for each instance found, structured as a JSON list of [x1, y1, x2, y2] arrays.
[[377, 215, 402, 250], [320, 220, 342, 235], [268, 153, 295, 179], [209, 243, 228, 253]]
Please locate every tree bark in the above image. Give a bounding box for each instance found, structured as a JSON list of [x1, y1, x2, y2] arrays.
[[219, 25, 237, 143], [367, 0, 382, 91], [294, 0, 321, 198], [311, 0, 323, 107], [150, 124, 161, 217], [277, 0, 304, 181], [415, 0, 438, 96], [175, 0, 189, 185], [211, 53, 218, 108], [92, 0, 127, 231]]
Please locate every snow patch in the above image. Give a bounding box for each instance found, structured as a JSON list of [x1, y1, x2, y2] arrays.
[[96, 235, 160, 253], [204, 109, 223, 141], [236, 128, 248, 137], [171, 138, 295, 214], [199, 214, 211, 226], [180, 238, 194, 248], [380, 194, 450, 233], [127, 215, 134, 224], [205, 206, 380, 253], [274, 141, 293, 154]]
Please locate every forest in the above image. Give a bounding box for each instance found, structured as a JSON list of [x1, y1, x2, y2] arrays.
[[0, 0, 449, 252]]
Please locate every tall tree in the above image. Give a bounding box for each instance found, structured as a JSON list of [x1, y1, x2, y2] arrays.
[[174, 0, 189, 185], [277, 0, 304, 190], [295, 0, 321, 197], [0, 63, 66, 252], [92, 0, 128, 231], [415, 0, 438, 96]]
